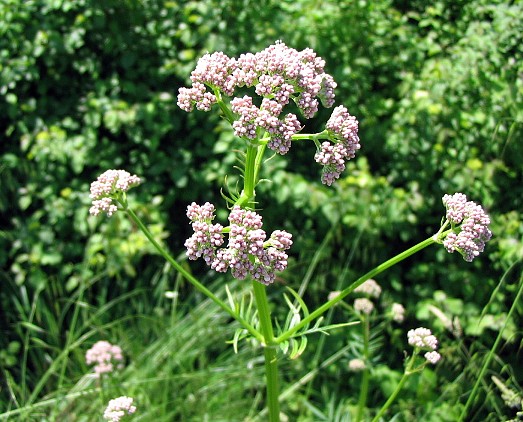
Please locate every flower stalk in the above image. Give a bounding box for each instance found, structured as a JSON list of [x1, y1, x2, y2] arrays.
[[275, 236, 436, 344], [371, 354, 417, 422], [253, 281, 280, 421], [125, 207, 264, 343]]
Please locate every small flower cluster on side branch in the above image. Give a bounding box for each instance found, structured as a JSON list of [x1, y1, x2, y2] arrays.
[[315, 106, 360, 185], [89, 170, 141, 217], [440, 193, 492, 262], [103, 396, 136, 422]]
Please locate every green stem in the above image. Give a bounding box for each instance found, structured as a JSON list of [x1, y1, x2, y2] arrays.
[[244, 145, 257, 199], [236, 142, 267, 209], [252, 281, 281, 422], [213, 88, 236, 123], [291, 130, 329, 142], [253, 142, 267, 186], [371, 354, 417, 422], [458, 268, 523, 421], [356, 315, 371, 421], [275, 236, 437, 344], [125, 207, 263, 343]]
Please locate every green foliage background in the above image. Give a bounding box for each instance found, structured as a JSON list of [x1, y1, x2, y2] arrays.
[[1, 0, 522, 420]]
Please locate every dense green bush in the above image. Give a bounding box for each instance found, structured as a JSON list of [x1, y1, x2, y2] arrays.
[[1, 0, 521, 419]]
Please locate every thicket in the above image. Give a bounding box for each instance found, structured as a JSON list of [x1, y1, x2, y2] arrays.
[[1, 0, 522, 420]]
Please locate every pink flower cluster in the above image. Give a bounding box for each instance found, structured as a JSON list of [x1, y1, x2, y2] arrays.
[[89, 170, 141, 217], [177, 41, 336, 154], [85, 340, 124, 376], [407, 327, 441, 364], [185, 203, 292, 285], [103, 396, 136, 422], [442, 193, 492, 262], [315, 105, 361, 185]]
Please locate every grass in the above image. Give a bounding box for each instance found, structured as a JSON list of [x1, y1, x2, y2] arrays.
[[1, 240, 522, 421]]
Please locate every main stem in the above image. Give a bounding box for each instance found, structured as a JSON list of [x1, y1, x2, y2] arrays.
[[253, 281, 280, 421], [240, 141, 281, 420]]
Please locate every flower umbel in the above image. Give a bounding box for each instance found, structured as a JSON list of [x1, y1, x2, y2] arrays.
[[185, 203, 292, 285], [89, 170, 141, 217], [85, 340, 124, 376], [103, 396, 136, 422], [407, 327, 438, 350], [440, 193, 492, 262], [407, 327, 441, 365], [177, 42, 361, 186]]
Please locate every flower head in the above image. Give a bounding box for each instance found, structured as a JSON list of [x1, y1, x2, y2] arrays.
[[177, 41, 337, 156], [391, 303, 406, 323], [424, 351, 442, 364], [354, 279, 381, 298], [185, 204, 292, 285], [441, 193, 492, 262], [185, 202, 225, 265], [354, 298, 374, 315], [328, 291, 341, 301], [89, 170, 141, 217], [315, 105, 361, 185], [407, 327, 441, 365], [407, 327, 438, 350], [348, 358, 366, 372], [85, 340, 124, 376], [103, 396, 136, 422]]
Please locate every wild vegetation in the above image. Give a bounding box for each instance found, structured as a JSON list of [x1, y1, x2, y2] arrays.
[[1, 0, 522, 420]]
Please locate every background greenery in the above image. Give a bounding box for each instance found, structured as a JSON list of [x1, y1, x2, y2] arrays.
[[1, 0, 522, 420]]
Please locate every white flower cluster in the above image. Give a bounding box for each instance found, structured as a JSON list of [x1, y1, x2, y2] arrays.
[[103, 396, 136, 422], [407, 327, 441, 364]]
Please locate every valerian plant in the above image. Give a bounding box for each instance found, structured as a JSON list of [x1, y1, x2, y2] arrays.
[[88, 42, 492, 421]]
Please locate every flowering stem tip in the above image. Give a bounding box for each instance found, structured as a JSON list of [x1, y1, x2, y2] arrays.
[[177, 41, 361, 186], [439, 193, 492, 262], [89, 169, 141, 217]]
